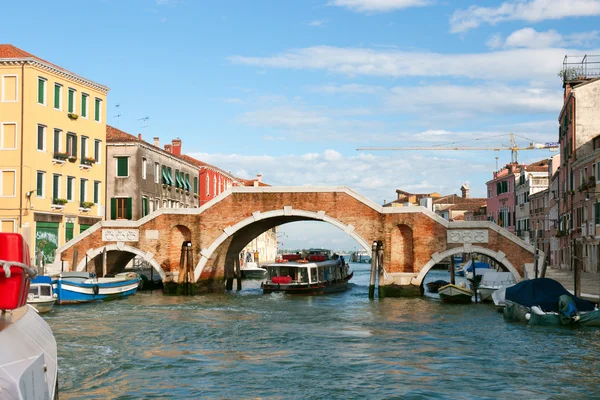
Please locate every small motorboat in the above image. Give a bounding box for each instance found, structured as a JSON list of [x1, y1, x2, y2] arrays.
[[477, 271, 516, 302], [503, 278, 600, 326], [52, 271, 141, 304], [241, 262, 267, 279], [438, 282, 473, 304], [426, 280, 449, 293], [491, 283, 515, 310], [27, 275, 57, 313], [461, 260, 491, 279]]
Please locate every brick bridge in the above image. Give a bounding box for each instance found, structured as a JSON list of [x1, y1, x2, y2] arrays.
[[50, 187, 539, 295]]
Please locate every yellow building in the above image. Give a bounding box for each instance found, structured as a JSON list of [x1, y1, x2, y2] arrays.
[[0, 45, 109, 266]]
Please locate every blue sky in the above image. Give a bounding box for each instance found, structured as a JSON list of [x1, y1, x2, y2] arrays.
[[3, 0, 600, 250]]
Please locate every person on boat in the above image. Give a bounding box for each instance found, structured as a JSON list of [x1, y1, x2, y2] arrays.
[[254, 250, 259, 263], [339, 256, 345, 277]]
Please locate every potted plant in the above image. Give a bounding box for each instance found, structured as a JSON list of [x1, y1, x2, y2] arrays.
[[588, 176, 596, 188], [68, 156, 77, 163], [194, 193, 198, 198], [162, 184, 167, 189], [68, 113, 79, 120], [53, 198, 68, 205], [82, 156, 96, 166], [80, 201, 95, 209], [53, 152, 69, 160], [578, 183, 588, 192]]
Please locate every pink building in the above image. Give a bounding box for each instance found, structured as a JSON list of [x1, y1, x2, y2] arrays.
[[486, 163, 523, 232]]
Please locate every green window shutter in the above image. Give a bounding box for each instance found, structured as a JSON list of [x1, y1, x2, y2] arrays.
[[52, 175, 59, 201], [53, 130, 59, 153], [65, 222, 74, 242], [68, 89, 74, 113], [38, 79, 44, 104], [161, 166, 168, 184], [175, 171, 179, 187], [80, 224, 91, 233], [80, 180, 85, 203], [142, 198, 148, 217], [81, 95, 87, 117], [66, 177, 72, 200], [73, 134, 78, 157], [93, 182, 99, 203], [94, 99, 100, 121], [194, 177, 198, 194], [496, 182, 500, 195], [167, 168, 174, 185], [37, 126, 44, 150], [110, 198, 117, 220], [185, 175, 191, 191], [125, 198, 132, 220], [117, 157, 128, 177], [54, 85, 60, 108], [36, 173, 43, 196]]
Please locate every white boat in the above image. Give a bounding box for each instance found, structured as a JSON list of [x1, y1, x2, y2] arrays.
[[438, 283, 473, 304], [27, 275, 57, 313], [241, 262, 267, 279], [491, 284, 514, 309], [262, 259, 353, 295], [52, 271, 141, 304], [477, 271, 517, 302]]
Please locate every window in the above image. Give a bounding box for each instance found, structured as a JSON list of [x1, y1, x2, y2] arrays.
[[206, 174, 210, 196], [142, 197, 149, 217], [1, 123, 17, 150], [142, 158, 147, 179], [116, 157, 128, 177], [81, 94, 88, 118], [68, 88, 76, 113], [66, 176, 74, 201], [94, 140, 101, 163], [65, 222, 74, 242], [38, 78, 46, 105], [80, 136, 88, 160], [37, 125, 46, 151], [111, 197, 132, 220], [80, 179, 87, 204], [54, 84, 62, 110], [2, 75, 18, 102], [36, 171, 45, 197], [213, 177, 217, 196], [0, 170, 16, 197], [194, 177, 198, 194], [94, 98, 102, 122], [175, 170, 180, 188], [53, 129, 62, 153], [167, 167, 173, 185], [52, 174, 61, 203], [94, 181, 100, 204], [154, 163, 159, 183], [185, 174, 191, 191], [66, 133, 77, 157]]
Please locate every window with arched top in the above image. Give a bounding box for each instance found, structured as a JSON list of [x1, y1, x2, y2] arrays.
[[206, 174, 210, 196], [213, 176, 217, 196]]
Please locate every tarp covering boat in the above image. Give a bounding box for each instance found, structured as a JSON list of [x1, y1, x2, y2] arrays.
[[464, 261, 490, 273], [505, 278, 595, 312]]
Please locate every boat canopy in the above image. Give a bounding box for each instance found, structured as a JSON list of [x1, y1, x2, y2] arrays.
[[464, 260, 490, 272], [505, 278, 595, 312], [480, 271, 516, 287], [31, 276, 52, 285]]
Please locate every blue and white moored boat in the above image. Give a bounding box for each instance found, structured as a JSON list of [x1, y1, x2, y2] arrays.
[[53, 271, 141, 304]]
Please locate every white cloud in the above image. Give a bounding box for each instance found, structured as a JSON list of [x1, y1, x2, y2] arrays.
[[309, 20, 327, 27], [229, 45, 596, 81], [238, 107, 330, 128], [328, 0, 430, 13], [487, 28, 600, 49], [323, 149, 343, 161], [308, 83, 384, 94], [387, 84, 562, 115], [451, 0, 600, 33]]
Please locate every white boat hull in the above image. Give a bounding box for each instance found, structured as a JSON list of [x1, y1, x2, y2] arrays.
[[27, 298, 57, 313], [478, 286, 497, 302]]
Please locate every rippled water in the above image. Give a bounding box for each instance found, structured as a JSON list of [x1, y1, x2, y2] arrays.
[[44, 264, 600, 399]]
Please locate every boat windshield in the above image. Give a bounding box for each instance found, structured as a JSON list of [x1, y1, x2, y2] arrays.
[[40, 285, 52, 296], [267, 266, 308, 283], [28, 287, 39, 297]]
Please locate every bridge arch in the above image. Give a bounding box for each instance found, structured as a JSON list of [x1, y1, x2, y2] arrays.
[[194, 208, 371, 281], [410, 245, 522, 287], [76, 244, 166, 281]]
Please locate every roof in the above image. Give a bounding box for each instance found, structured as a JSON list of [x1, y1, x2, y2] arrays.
[[179, 154, 242, 184], [0, 44, 108, 92], [106, 125, 141, 143], [433, 194, 486, 205], [524, 159, 550, 173], [238, 178, 270, 187]]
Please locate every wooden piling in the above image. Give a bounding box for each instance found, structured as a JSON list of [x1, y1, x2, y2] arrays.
[[102, 248, 107, 278], [236, 258, 242, 291], [377, 241, 385, 299], [450, 255, 455, 285], [368, 241, 378, 299]]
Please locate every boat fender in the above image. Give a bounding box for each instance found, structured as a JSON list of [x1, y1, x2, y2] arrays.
[[92, 284, 99, 295]]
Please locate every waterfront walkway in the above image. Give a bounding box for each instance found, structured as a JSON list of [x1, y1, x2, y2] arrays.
[[545, 267, 600, 303]]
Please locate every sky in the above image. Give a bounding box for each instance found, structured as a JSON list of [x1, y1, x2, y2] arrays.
[[3, 0, 599, 250]]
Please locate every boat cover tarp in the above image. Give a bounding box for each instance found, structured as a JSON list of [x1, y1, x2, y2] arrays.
[[465, 261, 490, 272], [480, 271, 515, 287], [30, 275, 52, 284], [505, 278, 595, 312]]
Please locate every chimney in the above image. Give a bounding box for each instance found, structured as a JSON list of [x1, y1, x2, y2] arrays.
[[256, 174, 262, 182], [153, 137, 160, 147], [138, 133, 143, 140], [172, 138, 182, 156], [461, 184, 470, 199], [164, 144, 172, 153]]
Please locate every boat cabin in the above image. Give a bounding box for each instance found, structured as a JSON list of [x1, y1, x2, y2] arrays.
[[266, 260, 346, 285]]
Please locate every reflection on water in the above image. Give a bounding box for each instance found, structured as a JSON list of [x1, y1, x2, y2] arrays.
[[44, 264, 600, 399]]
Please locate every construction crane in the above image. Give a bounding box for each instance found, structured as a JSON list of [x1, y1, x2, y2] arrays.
[[356, 133, 559, 164]]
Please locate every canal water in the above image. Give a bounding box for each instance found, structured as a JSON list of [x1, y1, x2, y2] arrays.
[[45, 263, 600, 399]]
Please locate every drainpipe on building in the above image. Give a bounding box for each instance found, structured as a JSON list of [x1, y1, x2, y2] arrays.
[[18, 61, 25, 231]]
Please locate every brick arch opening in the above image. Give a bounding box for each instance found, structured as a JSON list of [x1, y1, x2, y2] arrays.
[[75, 244, 166, 281], [168, 225, 192, 273], [194, 209, 372, 281], [390, 224, 414, 273], [411, 245, 522, 287]]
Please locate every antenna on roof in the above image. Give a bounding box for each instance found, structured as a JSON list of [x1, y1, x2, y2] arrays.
[[114, 104, 122, 127], [138, 116, 149, 130]]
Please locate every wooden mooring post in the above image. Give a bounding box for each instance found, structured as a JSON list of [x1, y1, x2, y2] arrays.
[[377, 241, 385, 300], [236, 257, 242, 291], [450, 254, 455, 285], [178, 241, 194, 295], [368, 241, 378, 299]]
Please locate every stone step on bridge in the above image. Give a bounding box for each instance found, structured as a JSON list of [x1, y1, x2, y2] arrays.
[[50, 186, 538, 295]]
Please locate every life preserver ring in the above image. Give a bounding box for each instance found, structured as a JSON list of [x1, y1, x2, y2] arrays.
[[92, 284, 99, 295]]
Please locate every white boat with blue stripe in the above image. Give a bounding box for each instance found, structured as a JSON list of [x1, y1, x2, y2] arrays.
[[52, 271, 141, 304]]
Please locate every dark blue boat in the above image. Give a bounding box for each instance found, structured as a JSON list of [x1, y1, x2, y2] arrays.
[[505, 278, 595, 312]]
